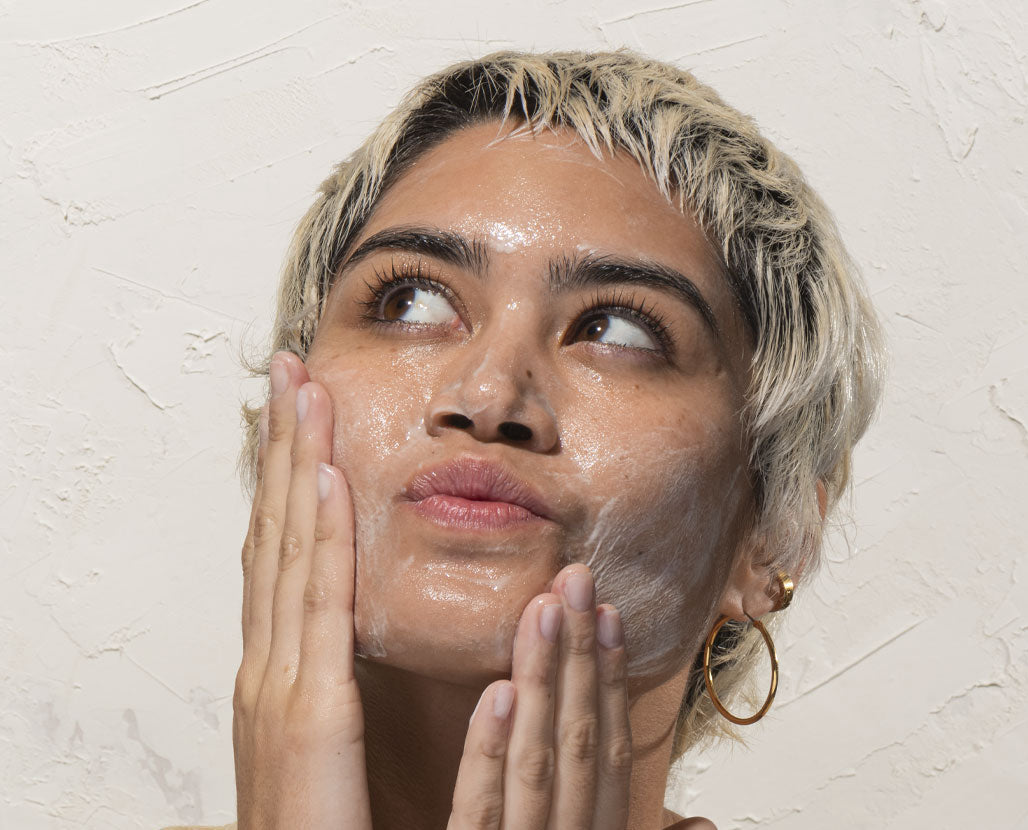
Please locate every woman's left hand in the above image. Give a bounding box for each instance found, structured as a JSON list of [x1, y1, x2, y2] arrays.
[[447, 564, 633, 830]]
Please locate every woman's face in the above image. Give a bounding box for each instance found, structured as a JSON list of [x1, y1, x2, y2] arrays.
[[305, 122, 755, 689]]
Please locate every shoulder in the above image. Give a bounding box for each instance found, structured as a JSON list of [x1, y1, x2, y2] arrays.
[[159, 824, 237, 830], [663, 808, 718, 829]]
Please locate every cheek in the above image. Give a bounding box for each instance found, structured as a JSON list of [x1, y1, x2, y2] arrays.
[[586, 454, 748, 682], [558, 392, 749, 682], [307, 352, 433, 656], [312, 365, 425, 467]]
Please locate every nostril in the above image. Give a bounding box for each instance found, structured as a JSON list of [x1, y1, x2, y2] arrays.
[[499, 421, 533, 442], [441, 413, 473, 429]]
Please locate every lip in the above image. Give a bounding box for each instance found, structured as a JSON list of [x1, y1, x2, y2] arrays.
[[402, 456, 555, 530]]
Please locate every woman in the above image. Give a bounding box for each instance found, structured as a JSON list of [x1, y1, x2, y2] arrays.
[[174, 50, 883, 829]]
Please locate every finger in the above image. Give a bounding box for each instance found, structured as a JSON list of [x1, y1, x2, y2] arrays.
[[266, 380, 334, 682], [296, 462, 358, 689], [244, 351, 310, 669], [500, 595, 562, 830], [447, 681, 515, 830], [548, 565, 599, 830], [591, 605, 632, 830], [240, 403, 269, 650]]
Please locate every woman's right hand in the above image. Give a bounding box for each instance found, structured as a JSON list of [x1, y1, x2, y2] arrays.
[[232, 351, 373, 830]]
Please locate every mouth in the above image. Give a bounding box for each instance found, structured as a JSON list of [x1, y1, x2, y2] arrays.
[[402, 455, 554, 531]]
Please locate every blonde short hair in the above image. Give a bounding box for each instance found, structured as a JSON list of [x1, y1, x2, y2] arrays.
[[240, 49, 885, 757]]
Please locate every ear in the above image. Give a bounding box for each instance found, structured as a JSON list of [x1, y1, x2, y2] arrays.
[[716, 533, 778, 622], [716, 479, 828, 621], [816, 478, 828, 522]]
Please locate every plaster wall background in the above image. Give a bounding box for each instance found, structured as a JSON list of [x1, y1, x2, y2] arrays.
[[1, 1, 1026, 827]]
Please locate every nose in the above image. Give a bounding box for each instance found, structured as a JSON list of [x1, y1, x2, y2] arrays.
[[425, 336, 559, 453]]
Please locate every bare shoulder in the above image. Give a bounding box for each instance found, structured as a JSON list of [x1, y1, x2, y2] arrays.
[[663, 808, 718, 829], [160, 824, 237, 830]]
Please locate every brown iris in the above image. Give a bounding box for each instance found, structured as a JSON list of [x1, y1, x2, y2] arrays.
[[383, 287, 416, 321], [578, 316, 609, 342]]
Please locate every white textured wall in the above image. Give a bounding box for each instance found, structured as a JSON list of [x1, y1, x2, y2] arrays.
[[2, 1, 1025, 828]]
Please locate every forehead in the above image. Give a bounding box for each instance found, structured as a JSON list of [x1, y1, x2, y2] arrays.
[[372, 123, 710, 259], [360, 122, 749, 354]]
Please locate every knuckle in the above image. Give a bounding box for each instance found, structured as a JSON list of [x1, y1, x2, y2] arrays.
[[240, 540, 255, 577], [563, 629, 597, 658], [252, 509, 279, 548], [601, 652, 629, 687], [558, 716, 599, 765], [513, 744, 555, 791], [313, 515, 333, 544], [600, 735, 634, 779], [452, 793, 504, 829], [302, 577, 334, 615], [476, 735, 507, 761], [278, 532, 304, 570], [267, 414, 292, 444], [232, 683, 251, 721], [233, 662, 260, 720]]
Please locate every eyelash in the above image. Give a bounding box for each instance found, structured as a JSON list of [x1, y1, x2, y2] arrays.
[[358, 262, 674, 357], [569, 289, 673, 356], [358, 260, 461, 323]]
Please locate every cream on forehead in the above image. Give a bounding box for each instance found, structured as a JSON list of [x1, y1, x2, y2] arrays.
[[481, 220, 539, 254], [446, 207, 563, 255]]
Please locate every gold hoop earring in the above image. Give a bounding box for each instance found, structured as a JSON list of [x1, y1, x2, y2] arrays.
[[702, 613, 779, 725], [773, 571, 794, 611]]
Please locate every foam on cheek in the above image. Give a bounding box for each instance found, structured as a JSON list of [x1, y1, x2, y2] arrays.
[[322, 366, 429, 660], [317, 346, 744, 683], [319, 349, 554, 668], [350, 496, 402, 658], [556, 418, 746, 680]]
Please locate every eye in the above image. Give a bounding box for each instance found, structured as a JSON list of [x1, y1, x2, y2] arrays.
[[380, 284, 459, 325], [359, 261, 464, 329], [572, 312, 660, 351]]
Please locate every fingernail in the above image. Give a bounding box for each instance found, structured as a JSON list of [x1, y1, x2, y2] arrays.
[[258, 405, 269, 448], [317, 463, 332, 502], [539, 602, 562, 643], [492, 683, 514, 720], [296, 386, 310, 422], [565, 571, 594, 613], [597, 607, 624, 649], [270, 355, 289, 397]]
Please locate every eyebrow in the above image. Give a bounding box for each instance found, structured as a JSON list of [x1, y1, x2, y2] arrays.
[[548, 253, 720, 339], [341, 226, 489, 274], [340, 225, 720, 338]]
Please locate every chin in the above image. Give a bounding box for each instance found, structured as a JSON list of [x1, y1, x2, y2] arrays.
[[352, 580, 529, 687], [355, 648, 514, 688], [349, 511, 561, 684], [353, 630, 516, 687]]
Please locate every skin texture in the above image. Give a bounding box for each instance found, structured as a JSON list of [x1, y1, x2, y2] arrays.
[[233, 121, 782, 830], [232, 361, 647, 829], [306, 122, 767, 692]]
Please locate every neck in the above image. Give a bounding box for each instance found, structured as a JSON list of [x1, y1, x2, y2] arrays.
[[356, 657, 689, 830], [358, 659, 480, 828]]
